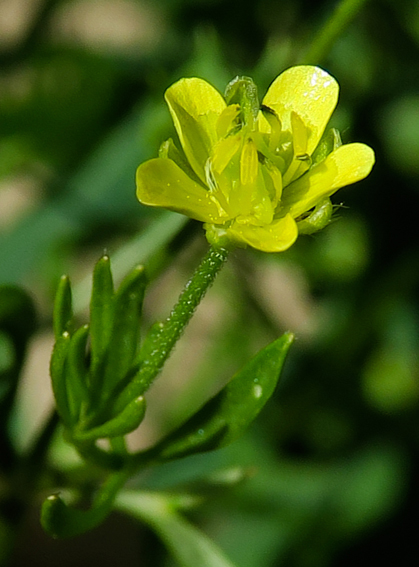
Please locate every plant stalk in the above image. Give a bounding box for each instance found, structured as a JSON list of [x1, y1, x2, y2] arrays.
[[114, 245, 229, 410]]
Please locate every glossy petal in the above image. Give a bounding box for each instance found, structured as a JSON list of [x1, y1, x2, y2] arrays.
[[227, 213, 298, 252], [281, 143, 375, 219], [165, 78, 226, 183], [263, 66, 339, 156], [136, 158, 227, 223], [158, 138, 202, 185]]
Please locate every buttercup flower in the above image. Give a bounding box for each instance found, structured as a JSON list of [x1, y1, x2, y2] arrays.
[[136, 66, 375, 252]]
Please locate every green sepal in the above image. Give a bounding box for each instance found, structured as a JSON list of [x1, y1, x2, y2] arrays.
[[149, 332, 294, 461], [297, 198, 333, 235], [101, 265, 147, 395], [90, 256, 114, 383], [225, 76, 259, 127], [66, 324, 90, 422], [73, 396, 146, 442], [53, 275, 73, 340], [311, 127, 342, 165], [50, 332, 72, 427]]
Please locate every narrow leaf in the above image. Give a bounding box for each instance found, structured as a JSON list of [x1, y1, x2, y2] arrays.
[[41, 471, 128, 538], [73, 396, 146, 441], [90, 256, 114, 383], [50, 333, 72, 427], [151, 332, 294, 461], [53, 276, 73, 340], [66, 324, 90, 422], [102, 265, 147, 394]]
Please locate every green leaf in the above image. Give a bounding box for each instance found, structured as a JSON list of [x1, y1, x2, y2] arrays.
[[66, 325, 90, 422], [89, 256, 114, 384], [53, 275, 73, 340], [149, 332, 294, 461], [115, 491, 237, 567], [49, 333, 72, 427], [73, 395, 146, 442], [102, 265, 147, 395], [41, 470, 128, 538]]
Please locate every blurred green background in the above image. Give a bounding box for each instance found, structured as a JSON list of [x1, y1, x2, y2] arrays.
[[1, 0, 418, 565]]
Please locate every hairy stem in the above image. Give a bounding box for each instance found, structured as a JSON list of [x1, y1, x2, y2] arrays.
[[114, 245, 229, 411]]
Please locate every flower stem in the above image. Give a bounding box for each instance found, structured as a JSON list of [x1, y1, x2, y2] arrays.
[[300, 0, 371, 64], [114, 245, 229, 409]]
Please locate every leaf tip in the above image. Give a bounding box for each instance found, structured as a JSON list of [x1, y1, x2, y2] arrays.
[[282, 331, 295, 346]]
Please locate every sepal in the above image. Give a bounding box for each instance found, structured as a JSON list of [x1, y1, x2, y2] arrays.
[[297, 198, 334, 235], [225, 76, 259, 128], [311, 127, 342, 165]]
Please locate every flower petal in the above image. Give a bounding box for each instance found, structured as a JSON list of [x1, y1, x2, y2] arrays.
[[281, 143, 375, 218], [165, 78, 227, 183], [226, 213, 298, 252], [158, 138, 202, 185], [262, 66, 339, 156], [136, 158, 228, 223]]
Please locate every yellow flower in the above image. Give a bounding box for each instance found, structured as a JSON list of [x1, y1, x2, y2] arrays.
[[136, 66, 375, 252]]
